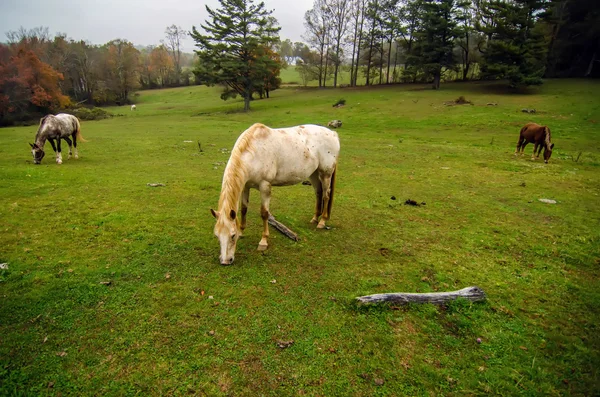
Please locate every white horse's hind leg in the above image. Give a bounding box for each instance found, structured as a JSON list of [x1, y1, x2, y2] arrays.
[[257, 181, 271, 251], [56, 152, 63, 164], [317, 172, 332, 229], [309, 172, 323, 224]]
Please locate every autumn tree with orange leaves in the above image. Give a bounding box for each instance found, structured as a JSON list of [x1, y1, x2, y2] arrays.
[[0, 43, 70, 124]]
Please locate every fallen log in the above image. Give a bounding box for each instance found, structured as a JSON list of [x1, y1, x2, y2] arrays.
[[356, 286, 485, 305], [268, 214, 299, 241]]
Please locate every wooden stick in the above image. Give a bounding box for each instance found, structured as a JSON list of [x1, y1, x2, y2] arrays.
[[268, 214, 299, 241], [356, 286, 486, 305]]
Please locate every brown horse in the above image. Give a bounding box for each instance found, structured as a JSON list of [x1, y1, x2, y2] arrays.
[[515, 123, 554, 163]]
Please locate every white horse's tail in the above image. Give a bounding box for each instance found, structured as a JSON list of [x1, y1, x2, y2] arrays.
[[326, 165, 337, 219]]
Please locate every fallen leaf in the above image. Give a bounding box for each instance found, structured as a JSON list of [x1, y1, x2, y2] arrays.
[[519, 346, 528, 351], [165, 273, 171, 279], [374, 378, 385, 386], [56, 351, 67, 357]]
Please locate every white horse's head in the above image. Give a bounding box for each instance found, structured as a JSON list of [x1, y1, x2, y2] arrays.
[[211, 208, 240, 265]]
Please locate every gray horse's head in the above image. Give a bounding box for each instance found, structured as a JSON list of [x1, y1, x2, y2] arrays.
[[30, 143, 45, 164]]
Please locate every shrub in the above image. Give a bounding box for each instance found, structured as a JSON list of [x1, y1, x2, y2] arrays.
[[65, 107, 112, 121]]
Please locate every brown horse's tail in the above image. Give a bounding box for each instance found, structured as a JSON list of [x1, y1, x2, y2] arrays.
[[74, 117, 87, 142], [326, 165, 337, 219]]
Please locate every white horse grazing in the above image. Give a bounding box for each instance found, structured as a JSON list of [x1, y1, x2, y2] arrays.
[[30, 113, 85, 164], [211, 123, 340, 265], [131, 104, 137, 111]]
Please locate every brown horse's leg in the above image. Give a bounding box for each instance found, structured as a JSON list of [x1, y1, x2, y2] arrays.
[[531, 143, 539, 160], [309, 172, 323, 224], [515, 136, 524, 155], [240, 186, 250, 236], [520, 142, 528, 155], [258, 181, 271, 251], [317, 172, 332, 229]]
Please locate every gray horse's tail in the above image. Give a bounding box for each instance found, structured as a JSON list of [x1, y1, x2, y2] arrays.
[[74, 117, 86, 142]]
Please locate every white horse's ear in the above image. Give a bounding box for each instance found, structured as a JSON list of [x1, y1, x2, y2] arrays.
[[230, 210, 236, 220], [210, 209, 219, 219]]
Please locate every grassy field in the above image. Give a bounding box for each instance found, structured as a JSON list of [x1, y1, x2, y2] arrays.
[[1, 80, 599, 396]]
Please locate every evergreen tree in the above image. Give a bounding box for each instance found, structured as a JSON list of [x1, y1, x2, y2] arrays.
[[190, 0, 281, 111], [409, 0, 459, 89], [543, 0, 600, 77], [478, 0, 548, 86]]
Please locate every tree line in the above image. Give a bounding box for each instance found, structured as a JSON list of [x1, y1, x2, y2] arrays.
[[2, 0, 598, 122], [0, 25, 193, 124], [296, 0, 600, 89]]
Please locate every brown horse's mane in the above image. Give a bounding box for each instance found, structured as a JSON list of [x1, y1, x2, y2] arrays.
[[217, 123, 266, 216], [544, 126, 552, 147]]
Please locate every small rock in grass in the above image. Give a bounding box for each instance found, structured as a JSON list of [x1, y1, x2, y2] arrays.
[[276, 339, 294, 349], [538, 198, 557, 204]]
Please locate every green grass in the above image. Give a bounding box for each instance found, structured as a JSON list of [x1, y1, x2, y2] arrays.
[[1, 80, 599, 396]]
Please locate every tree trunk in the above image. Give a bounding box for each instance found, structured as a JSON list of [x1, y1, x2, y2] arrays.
[[356, 286, 486, 305], [585, 51, 597, 77], [432, 71, 440, 90], [386, 39, 393, 84]]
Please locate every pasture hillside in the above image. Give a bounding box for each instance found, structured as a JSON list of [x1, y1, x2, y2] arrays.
[[1, 80, 599, 396]]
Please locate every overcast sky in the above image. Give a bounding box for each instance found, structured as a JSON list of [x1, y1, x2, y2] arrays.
[[0, 0, 314, 52]]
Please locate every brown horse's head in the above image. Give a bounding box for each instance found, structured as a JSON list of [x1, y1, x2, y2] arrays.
[[211, 208, 240, 265], [29, 143, 45, 164]]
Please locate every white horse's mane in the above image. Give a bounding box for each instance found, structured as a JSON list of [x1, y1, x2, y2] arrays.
[[217, 123, 264, 217]]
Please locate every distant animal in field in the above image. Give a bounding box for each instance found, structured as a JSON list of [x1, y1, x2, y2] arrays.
[[131, 104, 137, 111], [515, 123, 554, 163], [211, 123, 340, 265], [30, 114, 85, 165]]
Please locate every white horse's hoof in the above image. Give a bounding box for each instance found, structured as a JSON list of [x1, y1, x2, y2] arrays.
[[56, 160, 62, 164], [317, 222, 326, 229], [257, 243, 268, 251]]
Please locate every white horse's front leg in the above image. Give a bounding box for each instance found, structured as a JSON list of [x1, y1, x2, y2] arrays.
[[240, 187, 250, 237], [257, 181, 271, 251]]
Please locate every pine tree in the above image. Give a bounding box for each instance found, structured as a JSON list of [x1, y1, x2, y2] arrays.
[[409, 0, 459, 89], [190, 0, 281, 111], [478, 0, 548, 86]]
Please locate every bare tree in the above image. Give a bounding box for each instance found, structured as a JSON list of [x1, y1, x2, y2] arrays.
[[326, 0, 351, 87], [304, 0, 331, 87], [349, 0, 368, 86], [163, 25, 187, 85]]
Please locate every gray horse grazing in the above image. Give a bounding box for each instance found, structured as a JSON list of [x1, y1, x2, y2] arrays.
[[30, 114, 85, 164]]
